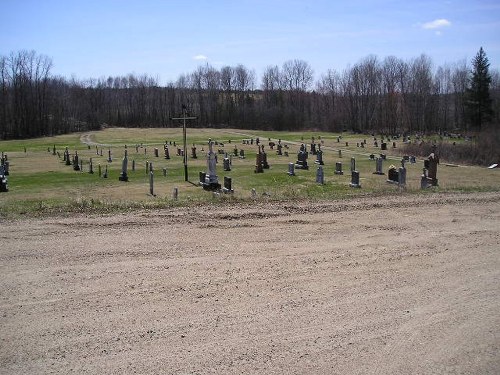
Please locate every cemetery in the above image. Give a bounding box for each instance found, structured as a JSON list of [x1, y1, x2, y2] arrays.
[[0, 127, 499, 217]]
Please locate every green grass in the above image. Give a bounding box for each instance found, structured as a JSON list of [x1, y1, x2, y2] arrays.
[[1, 127, 499, 219]]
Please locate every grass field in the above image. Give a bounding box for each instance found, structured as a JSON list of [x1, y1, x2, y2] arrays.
[[1, 127, 499, 218]]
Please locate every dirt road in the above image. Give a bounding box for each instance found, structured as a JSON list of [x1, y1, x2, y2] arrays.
[[1, 192, 499, 374]]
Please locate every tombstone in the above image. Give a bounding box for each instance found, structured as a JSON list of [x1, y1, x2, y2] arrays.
[[357, 143, 360, 148], [421, 168, 432, 189], [287, 162, 295, 176], [144, 148, 147, 155], [103, 165, 108, 178], [410, 156, 416, 164], [426, 153, 439, 186], [284, 151, 289, 157], [374, 140, 378, 148], [108, 149, 112, 162], [118, 155, 129, 181], [233, 147, 238, 157], [369, 154, 375, 160], [360, 142, 364, 148], [315, 148, 324, 165], [222, 176, 234, 194], [132, 159, 135, 171], [98, 163, 102, 177], [337, 136, 341, 143], [100, 149, 103, 156], [387, 166, 399, 183], [153, 148, 158, 158], [269, 141, 275, 150], [149, 162, 153, 173], [350, 157, 356, 172], [136, 145, 139, 153], [338, 149, 342, 158], [373, 157, 384, 175], [345, 142, 349, 147], [163, 167, 167, 177], [239, 149, 245, 159], [80, 158, 83, 172], [0, 165, 8, 192], [172, 187, 179, 200], [380, 153, 386, 160], [2, 160, 9, 176], [164, 147, 170, 160], [392, 142, 397, 149], [65, 148, 71, 166], [73, 152, 81, 171], [53, 145, 56, 155], [261, 146, 269, 169], [310, 143, 317, 155], [334, 162, 343, 175], [191, 145, 197, 159], [223, 156, 231, 171], [295, 144, 309, 170], [149, 170, 154, 196], [381, 142, 387, 150], [202, 139, 221, 190], [255, 149, 264, 173], [349, 170, 361, 188], [398, 167, 407, 188], [96, 145, 99, 155], [316, 166, 325, 184], [276, 143, 283, 156]]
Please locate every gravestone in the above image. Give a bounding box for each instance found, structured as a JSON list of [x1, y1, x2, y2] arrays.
[[73, 152, 81, 171], [261, 146, 269, 169], [0, 165, 8, 192], [373, 157, 384, 175], [53, 145, 56, 155], [277, 143, 283, 156], [201, 139, 221, 190], [381, 142, 387, 150], [287, 162, 295, 176], [233, 147, 238, 157], [65, 148, 71, 166], [118, 154, 129, 181], [223, 156, 231, 171], [315, 148, 324, 165], [172, 187, 178, 200], [387, 166, 399, 183], [410, 156, 416, 164], [239, 149, 245, 159], [103, 165, 108, 178], [338, 149, 342, 158], [350, 157, 356, 172], [374, 140, 378, 148], [154, 148, 159, 157], [295, 144, 309, 170], [255, 149, 264, 173], [191, 145, 197, 159], [163, 167, 167, 177], [132, 159, 135, 171], [334, 162, 343, 175], [426, 153, 439, 186], [349, 170, 361, 188], [164, 146, 170, 160], [398, 166, 407, 187], [149, 171, 154, 196], [316, 166, 324, 184], [310, 143, 317, 155], [98, 164, 102, 177], [421, 168, 432, 189], [222, 176, 234, 194], [108, 149, 112, 162]]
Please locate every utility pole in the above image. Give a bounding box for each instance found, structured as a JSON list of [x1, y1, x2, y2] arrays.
[[170, 105, 197, 181]]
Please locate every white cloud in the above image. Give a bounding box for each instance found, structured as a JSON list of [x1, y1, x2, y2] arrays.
[[193, 54, 208, 60], [422, 19, 451, 29]]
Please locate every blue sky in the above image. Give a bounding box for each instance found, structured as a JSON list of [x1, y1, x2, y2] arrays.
[[2, 0, 499, 85]]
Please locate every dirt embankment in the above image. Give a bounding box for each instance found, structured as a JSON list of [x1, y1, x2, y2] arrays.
[[1, 192, 499, 374]]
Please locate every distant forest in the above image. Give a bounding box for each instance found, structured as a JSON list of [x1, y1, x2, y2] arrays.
[[1, 49, 499, 140]]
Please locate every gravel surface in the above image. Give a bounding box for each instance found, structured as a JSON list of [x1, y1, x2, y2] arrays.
[[1, 192, 499, 374]]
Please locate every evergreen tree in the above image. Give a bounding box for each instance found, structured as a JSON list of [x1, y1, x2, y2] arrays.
[[466, 47, 493, 130]]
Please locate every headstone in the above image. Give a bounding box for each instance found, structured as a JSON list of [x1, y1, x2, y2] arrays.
[[421, 168, 432, 189], [233, 147, 238, 157], [349, 170, 361, 188], [0, 165, 8, 192], [103, 165, 108, 178], [350, 157, 356, 172], [98, 163, 102, 177], [132, 159, 135, 171], [398, 166, 406, 187], [334, 162, 343, 175], [261, 146, 269, 169], [295, 144, 309, 170], [119, 155, 129, 181], [387, 166, 399, 183], [381, 142, 387, 150], [410, 156, 416, 164], [73, 152, 81, 171], [191, 146, 197, 159], [145, 161, 149, 174], [287, 162, 295, 176], [393, 142, 396, 148], [338, 149, 342, 158], [222, 176, 233, 194], [374, 140, 378, 148], [310, 143, 317, 155], [316, 166, 324, 184], [108, 149, 112, 162], [426, 153, 439, 186], [149, 171, 154, 196], [239, 149, 245, 159], [315, 148, 324, 165], [201, 139, 221, 190], [154, 148, 159, 157], [223, 156, 231, 171], [173, 187, 178, 200], [163, 167, 167, 177], [373, 157, 384, 175], [53, 145, 56, 155], [255, 149, 264, 173], [164, 146, 170, 160], [277, 143, 283, 156]]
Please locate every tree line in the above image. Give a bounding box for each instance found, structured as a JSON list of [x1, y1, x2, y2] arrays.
[[0, 49, 497, 140]]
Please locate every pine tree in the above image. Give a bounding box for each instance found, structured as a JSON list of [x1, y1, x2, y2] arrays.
[[465, 47, 493, 131]]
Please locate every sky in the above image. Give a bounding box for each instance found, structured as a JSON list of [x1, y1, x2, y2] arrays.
[[2, 0, 499, 85]]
